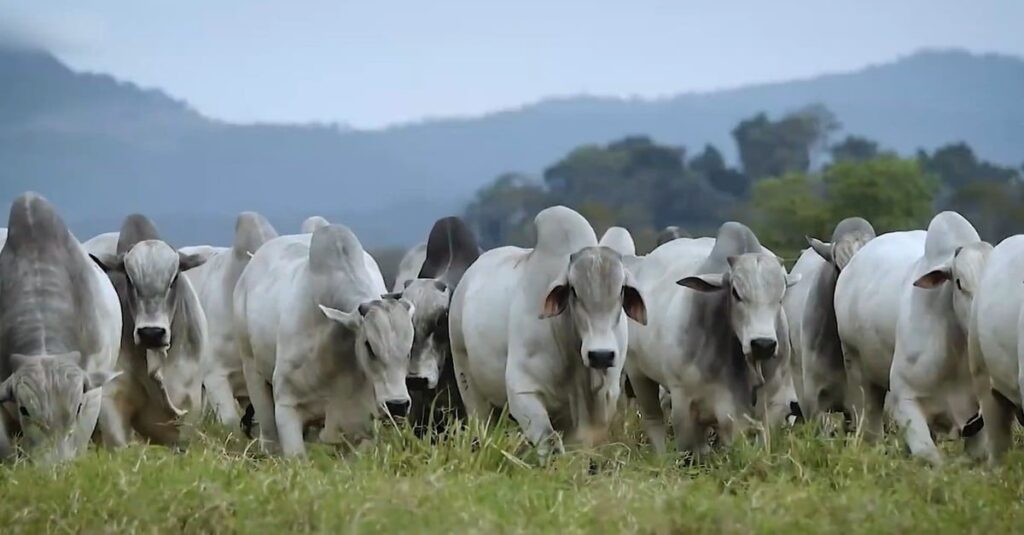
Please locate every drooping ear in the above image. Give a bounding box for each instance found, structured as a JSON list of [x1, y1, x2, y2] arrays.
[[84, 369, 122, 392], [622, 270, 648, 326], [319, 304, 362, 331], [913, 264, 952, 289], [90, 252, 124, 273], [807, 237, 833, 262], [785, 273, 802, 288], [178, 251, 207, 272], [677, 273, 725, 292], [540, 268, 571, 319]]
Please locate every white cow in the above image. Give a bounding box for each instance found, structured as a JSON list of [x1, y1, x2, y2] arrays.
[[786, 217, 875, 420], [599, 227, 636, 256], [392, 242, 428, 292], [234, 225, 415, 456], [299, 216, 388, 293], [183, 212, 278, 431], [450, 207, 647, 458], [969, 235, 1024, 463], [626, 223, 798, 456], [836, 212, 989, 464]]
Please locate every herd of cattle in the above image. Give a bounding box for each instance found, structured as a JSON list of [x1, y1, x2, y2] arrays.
[[1, 191, 1022, 467]]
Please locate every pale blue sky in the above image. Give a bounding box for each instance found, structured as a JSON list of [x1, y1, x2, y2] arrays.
[[4, 1, 1022, 128]]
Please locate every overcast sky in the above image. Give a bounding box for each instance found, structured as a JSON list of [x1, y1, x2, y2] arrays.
[[4, 1, 1022, 129]]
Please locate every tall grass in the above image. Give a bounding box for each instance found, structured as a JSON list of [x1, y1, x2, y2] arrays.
[[1, 412, 1022, 534]]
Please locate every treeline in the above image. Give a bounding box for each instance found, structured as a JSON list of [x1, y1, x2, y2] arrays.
[[463, 104, 1024, 257]]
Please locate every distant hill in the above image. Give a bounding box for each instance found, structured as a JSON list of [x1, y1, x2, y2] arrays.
[[1, 46, 1022, 247]]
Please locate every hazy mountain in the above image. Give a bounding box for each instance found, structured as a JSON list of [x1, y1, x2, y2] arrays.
[[1, 45, 1022, 247]]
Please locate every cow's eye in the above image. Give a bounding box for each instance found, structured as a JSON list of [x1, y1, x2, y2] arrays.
[[76, 403, 83, 416], [731, 287, 742, 301], [364, 341, 375, 358], [955, 279, 964, 292], [18, 406, 29, 418]]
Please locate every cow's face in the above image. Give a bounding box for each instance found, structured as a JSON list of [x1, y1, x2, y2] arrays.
[[0, 352, 117, 464], [320, 298, 415, 418], [914, 242, 992, 329], [399, 279, 450, 391], [679, 253, 799, 385], [541, 247, 647, 371], [93, 240, 206, 349]]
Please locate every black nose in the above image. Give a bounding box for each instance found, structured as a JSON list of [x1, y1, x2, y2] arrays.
[[750, 338, 777, 360], [385, 400, 411, 418], [406, 376, 429, 391], [789, 401, 804, 423], [137, 327, 167, 347], [587, 350, 615, 369]]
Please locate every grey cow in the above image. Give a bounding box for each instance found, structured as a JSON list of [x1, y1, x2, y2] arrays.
[[0, 193, 121, 463], [800, 218, 875, 420], [90, 215, 208, 447], [400, 216, 481, 434]]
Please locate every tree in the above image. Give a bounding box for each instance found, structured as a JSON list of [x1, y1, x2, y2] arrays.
[[748, 173, 831, 256], [691, 144, 750, 198], [831, 135, 881, 163], [464, 173, 549, 248], [825, 157, 938, 233], [732, 105, 839, 180]]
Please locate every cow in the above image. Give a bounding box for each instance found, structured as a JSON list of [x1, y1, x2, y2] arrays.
[[298, 216, 389, 293], [0, 228, 7, 250], [625, 222, 799, 457], [234, 225, 415, 456], [450, 206, 647, 460], [0, 193, 120, 463], [89, 215, 208, 447], [182, 212, 278, 432], [656, 226, 689, 247], [599, 227, 636, 256], [785, 217, 875, 421], [392, 242, 428, 293], [968, 235, 1024, 463], [301, 216, 330, 234], [399, 217, 481, 435], [835, 211, 989, 464]]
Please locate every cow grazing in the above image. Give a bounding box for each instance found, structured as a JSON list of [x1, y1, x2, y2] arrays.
[[183, 212, 278, 431], [836, 212, 989, 464], [968, 235, 1024, 463], [90, 215, 208, 447], [400, 217, 481, 434], [234, 225, 415, 456], [450, 206, 647, 459], [392, 242, 428, 293], [626, 223, 799, 456], [0, 193, 120, 463], [786, 217, 875, 421]]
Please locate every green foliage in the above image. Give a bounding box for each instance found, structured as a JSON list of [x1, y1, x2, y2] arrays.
[[732, 105, 839, 181], [831, 135, 883, 163], [464, 173, 549, 248], [825, 157, 939, 232], [4, 419, 1024, 533], [749, 173, 831, 256]]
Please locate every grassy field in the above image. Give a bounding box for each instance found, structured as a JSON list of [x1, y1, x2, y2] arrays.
[[1, 414, 1023, 534]]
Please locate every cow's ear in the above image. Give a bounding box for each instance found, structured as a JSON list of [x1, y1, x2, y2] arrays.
[[622, 270, 648, 326], [319, 304, 361, 331], [178, 252, 207, 272], [540, 271, 571, 319], [807, 237, 832, 262], [85, 369, 121, 393], [914, 265, 952, 289], [90, 252, 124, 273], [677, 273, 725, 292]]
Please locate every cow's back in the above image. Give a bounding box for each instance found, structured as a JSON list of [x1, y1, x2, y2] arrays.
[[835, 230, 925, 385]]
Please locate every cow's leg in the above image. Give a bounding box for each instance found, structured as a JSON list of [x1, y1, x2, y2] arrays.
[[980, 389, 1013, 463], [860, 382, 886, 442], [274, 400, 306, 457], [204, 367, 241, 430], [242, 362, 278, 453], [670, 389, 705, 460], [508, 389, 562, 461], [98, 388, 132, 448], [0, 411, 15, 460], [892, 394, 941, 465], [629, 372, 667, 454]]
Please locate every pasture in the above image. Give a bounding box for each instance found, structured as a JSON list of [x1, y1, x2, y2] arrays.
[[2, 415, 1023, 534]]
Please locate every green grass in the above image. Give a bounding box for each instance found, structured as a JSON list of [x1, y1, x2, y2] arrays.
[[2, 414, 1023, 534]]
